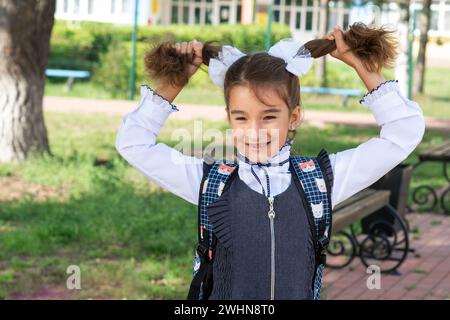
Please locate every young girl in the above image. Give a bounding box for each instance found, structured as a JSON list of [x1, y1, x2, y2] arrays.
[[115, 23, 425, 300]]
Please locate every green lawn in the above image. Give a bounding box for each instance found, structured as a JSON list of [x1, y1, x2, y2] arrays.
[[45, 62, 450, 120], [0, 111, 448, 299], [0, 113, 444, 299]]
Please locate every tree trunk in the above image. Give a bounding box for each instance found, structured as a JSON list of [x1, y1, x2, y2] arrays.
[[0, 0, 55, 162], [315, 0, 330, 87], [413, 0, 431, 94]]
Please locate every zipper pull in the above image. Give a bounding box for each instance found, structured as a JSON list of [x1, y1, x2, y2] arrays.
[[267, 196, 275, 219]]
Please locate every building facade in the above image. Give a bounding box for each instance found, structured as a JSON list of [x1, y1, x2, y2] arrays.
[[55, 0, 153, 25], [55, 0, 450, 40]]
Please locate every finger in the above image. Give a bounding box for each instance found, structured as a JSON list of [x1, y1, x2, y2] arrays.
[[181, 41, 187, 54], [187, 41, 193, 57], [333, 27, 345, 49], [175, 42, 181, 53], [187, 41, 199, 65], [192, 40, 202, 55], [192, 40, 203, 64], [333, 25, 343, 35]]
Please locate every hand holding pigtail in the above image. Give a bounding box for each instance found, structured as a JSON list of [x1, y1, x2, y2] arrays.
[[144, 40, 223, 88], [305, 22, 399, 73]]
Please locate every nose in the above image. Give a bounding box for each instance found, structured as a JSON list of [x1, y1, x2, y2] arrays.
[[245, 121, 270, 143]]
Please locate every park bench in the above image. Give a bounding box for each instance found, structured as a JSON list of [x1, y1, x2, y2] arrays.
[[332, 189, 392, 234], [327, 164, 414, 274], [301, 86, 363, 107], [45, 68, 90, 92], [410, 140, 450, 214]]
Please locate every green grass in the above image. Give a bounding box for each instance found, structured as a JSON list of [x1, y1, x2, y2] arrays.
[[0, 111, 448, 299], [45, 62, 450, 120]]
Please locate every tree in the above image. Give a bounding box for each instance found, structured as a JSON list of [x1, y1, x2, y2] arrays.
[[0, 0, 55, 162], [414, 0, 432, 94]]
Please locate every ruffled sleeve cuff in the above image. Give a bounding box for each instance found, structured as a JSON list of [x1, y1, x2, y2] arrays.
[[359, 80, 399, 106], [127, 84, 179, 136], [141, 84, 179, 112], [206, 191, 232, 249], [317, 148, 334, 198], [358, 80, 419, 126]]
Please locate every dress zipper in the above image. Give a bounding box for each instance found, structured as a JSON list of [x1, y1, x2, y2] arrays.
[[267, 196, 275, 300]]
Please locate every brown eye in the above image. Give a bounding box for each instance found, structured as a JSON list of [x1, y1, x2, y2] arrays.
[[235, 117, 247, 121], [264, 116, 276, 120]]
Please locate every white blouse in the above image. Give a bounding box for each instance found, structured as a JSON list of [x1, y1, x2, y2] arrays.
[[115, 81, 425, 210]]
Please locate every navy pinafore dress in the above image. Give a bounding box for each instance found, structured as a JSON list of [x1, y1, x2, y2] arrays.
[[206, 173, 317, 299]]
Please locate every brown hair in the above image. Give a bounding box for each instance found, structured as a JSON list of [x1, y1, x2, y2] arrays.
[[145, 22, 398, 131]]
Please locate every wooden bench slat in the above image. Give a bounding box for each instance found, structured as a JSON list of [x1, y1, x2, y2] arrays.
[[434, 142, 450, 157], [419, 141, 450, 162], [333, 188, 376, 211], [422, 141, 450, 155], [331, 189, 391, 236]]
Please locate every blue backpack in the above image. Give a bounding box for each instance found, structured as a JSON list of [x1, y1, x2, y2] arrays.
[[187, 149, 333, 300]]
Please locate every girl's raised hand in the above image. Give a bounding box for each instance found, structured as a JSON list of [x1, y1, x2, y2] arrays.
[[175, 40, 204, 79], [325, 25, 359, 69]]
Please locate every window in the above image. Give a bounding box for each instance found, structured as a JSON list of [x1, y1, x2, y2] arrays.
[[284, 10, 290, 25], [274, 9, 280, 22], [111, 0, 116, 14], [306, 11, 313, 30], [183, 6, 189, 24], [343, 12, 349, 29], [122, 0, 131, 14], [170, 0, 218, 25], [328, 11, 338, 30], [445, 11, 450, 31], [195, 7, 201, 24], [63, 0, 69, 13], [295, 12, 301, 29], [237, 4, 242, 23], [171, 5, 178, 23], [88, 0, 94, 14], [430, 10, 438, 31], [219, 5, 230, 23], [205, 7, 213, 24], [74, 0, 80, 14]]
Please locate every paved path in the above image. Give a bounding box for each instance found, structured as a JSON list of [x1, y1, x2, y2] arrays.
[[323, 213, 450, 300], [43, 96, 450, 132]]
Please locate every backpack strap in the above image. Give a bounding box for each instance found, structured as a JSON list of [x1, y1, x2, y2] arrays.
[[199, 160, 239, 258], [187, 159, 238, 300], [289, 148, 333, 300]]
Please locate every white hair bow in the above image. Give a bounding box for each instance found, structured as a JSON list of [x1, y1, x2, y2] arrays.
[[208, 45, 246, 88], [268, 38, 313, 76], [208, 38, 314, 88]]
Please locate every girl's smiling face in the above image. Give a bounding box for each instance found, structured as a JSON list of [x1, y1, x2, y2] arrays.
[[228, 85, 301, 163]]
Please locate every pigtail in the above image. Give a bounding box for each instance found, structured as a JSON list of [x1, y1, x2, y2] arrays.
[[144, 40, 223, 87], [305, 22, 398, 73], [201, 41, 224, 66]]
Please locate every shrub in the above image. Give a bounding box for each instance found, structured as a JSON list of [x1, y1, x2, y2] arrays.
[[92, 41, 146, 99], [49, 20, 292, 73]]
